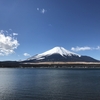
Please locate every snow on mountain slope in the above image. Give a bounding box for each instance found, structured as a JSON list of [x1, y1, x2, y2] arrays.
[[27, 47, 81, 60]]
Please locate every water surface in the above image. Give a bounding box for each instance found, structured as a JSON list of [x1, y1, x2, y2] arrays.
[[0, 68, 100, 100]]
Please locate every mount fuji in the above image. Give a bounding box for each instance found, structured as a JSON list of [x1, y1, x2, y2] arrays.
[[25, 47, 98, 62]]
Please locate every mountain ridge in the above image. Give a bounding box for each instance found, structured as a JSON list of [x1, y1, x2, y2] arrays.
[[25, 47, 99, 62]]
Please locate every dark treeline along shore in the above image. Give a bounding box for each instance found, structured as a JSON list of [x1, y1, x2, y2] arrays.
[[0, 61, 100, 68]]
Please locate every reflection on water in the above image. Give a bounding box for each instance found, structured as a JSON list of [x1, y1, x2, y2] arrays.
[[0, 68, 100, 100]]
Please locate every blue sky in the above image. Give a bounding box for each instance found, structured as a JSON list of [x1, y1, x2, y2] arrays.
[[0, 0, 100, 61]]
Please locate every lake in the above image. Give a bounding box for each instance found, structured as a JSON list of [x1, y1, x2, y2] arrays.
[[0, 68, 100, 100]]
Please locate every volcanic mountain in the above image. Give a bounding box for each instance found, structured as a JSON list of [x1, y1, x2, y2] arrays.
[[25, 47, 98, 62]]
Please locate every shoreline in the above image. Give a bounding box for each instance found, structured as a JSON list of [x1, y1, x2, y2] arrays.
[[0, 61, 100, 68]]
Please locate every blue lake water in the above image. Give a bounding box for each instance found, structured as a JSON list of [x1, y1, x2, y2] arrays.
[[0, 68, 100, 100]]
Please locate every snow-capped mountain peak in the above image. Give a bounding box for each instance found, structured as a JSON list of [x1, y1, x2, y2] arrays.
[[40, 46, 80, 57], [27, 46, 81, 60]]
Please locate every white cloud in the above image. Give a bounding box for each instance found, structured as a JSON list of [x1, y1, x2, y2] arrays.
[[41, 9, 46, 14], [13, 33, 18, 36], [23, 53, 31, 57], [71, 46, 92, 51], [9, 29, 12, 31], [37, 8, 47, 14], [37, 8, 39, 11], [71, 46, 100, 52], [0, 53, 4, 56], [0, 30, 19, 56], [95, 46, 100, 50], [6, 31, 8, 33]]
